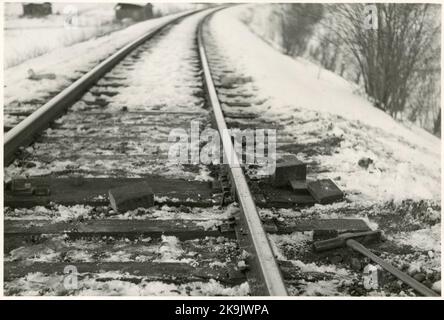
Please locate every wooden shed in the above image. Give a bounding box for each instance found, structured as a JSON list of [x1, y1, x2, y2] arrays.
[[114, 3, 153, 22], [22, 2, 52, 17]]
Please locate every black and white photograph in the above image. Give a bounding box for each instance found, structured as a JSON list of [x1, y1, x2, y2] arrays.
[[1, 0, 442, 300]]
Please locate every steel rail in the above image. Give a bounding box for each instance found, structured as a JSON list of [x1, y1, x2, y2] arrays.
[[3, 9, 200, 165], [197, 11, 288, 296], [347, 239, 440, 297]]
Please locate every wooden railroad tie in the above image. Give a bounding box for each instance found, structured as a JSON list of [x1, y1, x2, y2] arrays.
[[5, 176, 220, 208], [6, 175, 341, 209], [108, 180, 154, 212]]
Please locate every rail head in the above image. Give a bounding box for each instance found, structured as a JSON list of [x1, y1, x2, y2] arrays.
[[197, 10, 288, 296]]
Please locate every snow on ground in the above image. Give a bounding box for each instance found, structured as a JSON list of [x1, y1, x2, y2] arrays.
[[268, 231, 357, 296], [4, 228, 248, 296], [3, 10, 191, 109], [113, 204, 236, 221], [5, 232, 239, 266], [4, 3, 118, 68], [4, 3, 205, 68], [6, 234, 195, 264], [4, 205, 248, 296], [5, 204, 94, 222], [389, 223, 441, 252], [105, 10, 207, 113], [5, 273, 249, 296], [4, 203, 234, 224], [208, 5, 441, 296], [4, 4, 441, 297], [210, 5, 441, 204]]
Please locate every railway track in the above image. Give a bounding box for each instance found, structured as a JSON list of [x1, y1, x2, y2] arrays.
[[3, 7, 290, 296], [4, 8, 440, 297]]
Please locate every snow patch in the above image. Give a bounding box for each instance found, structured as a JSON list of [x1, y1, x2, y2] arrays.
[[390, 223, 441, 252]]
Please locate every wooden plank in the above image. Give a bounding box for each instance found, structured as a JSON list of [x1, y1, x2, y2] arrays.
[[277, 260, 340, 282], [4, 218, 368, 238], [4, 217, 368, 253], [223, 102, 252, 108], [4, 261, 245, 285], [3, 254, 366, 286], [37, 135, 171, 142], [273, 218, 370, 235], [60, 110, 207, 116], [307, 179, 344, 204], [223, 111, 258, 119], [4, 219, 234, 237], [26, 154, 171, 162], [50, 115, 207, 128], [252, 181, 316, 207], [5, 111, 34, 117], [4, 177, 218, 208], [108, 181, 154, 212]]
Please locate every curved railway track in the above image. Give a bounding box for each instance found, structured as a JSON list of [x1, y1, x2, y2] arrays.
[[4, 7, 440, 297], [3, 7, 288, 296]]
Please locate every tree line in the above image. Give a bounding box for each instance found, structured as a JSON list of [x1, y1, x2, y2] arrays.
[[272, 3, 441, 136]]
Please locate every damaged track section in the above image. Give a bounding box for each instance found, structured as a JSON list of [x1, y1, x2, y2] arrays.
[[4, 7, 288, 296], [3, 7, 283, 297], [4, 9, 255, 296]]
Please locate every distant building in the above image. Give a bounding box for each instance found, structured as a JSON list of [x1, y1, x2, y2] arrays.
[[114, 3, 153, 22], [22, 2, 52, 17]]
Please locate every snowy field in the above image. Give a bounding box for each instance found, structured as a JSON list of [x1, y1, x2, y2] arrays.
[[3, 3, 202, 68], [4, 3, 122, 68], [210, 5, 440, 204], [3, 8, 195, 114]]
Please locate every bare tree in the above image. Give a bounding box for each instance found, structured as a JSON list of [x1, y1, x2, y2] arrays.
[[434, 109, 441, 137], [324, 4, 440, 120], [240, 3, 440, 135]]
